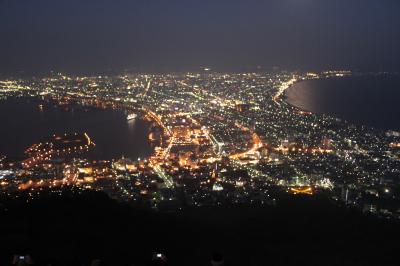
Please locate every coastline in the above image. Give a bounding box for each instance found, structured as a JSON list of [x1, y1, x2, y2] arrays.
[[282, 81, 307, 107], [280, 74, 400, 131], [281, 78, 320, 114]]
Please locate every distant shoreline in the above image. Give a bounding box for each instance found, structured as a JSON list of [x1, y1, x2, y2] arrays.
[[282, 74, 400, 131]]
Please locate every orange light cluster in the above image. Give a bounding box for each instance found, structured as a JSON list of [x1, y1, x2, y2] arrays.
[[389, 143, 400, 148], [290, 187, 313, 195]]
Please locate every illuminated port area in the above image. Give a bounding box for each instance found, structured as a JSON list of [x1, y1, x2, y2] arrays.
[[1, 71, 400, 218], [22, 133, 95, 168]]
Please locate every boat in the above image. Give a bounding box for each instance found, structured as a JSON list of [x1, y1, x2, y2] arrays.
[[127, 113, 137, 121]]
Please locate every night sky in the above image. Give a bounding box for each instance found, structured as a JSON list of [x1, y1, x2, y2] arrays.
[[1, 0, 399, 75]]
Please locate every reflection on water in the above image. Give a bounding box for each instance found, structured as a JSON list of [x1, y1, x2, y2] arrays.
[[286, 75, 400, 131], [127, 118, 136, 130], [0, 98, 153, 160]]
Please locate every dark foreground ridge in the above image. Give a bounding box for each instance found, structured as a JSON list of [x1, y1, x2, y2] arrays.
[[0, 190, 399, 266]]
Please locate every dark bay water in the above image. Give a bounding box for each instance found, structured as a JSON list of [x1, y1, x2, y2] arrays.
[[286, 74, 400, 131], [0, 98, 153, 159]]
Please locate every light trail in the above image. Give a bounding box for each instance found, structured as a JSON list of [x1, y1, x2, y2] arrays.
[[229, 133, 263, 160], [141, 79, 152, 98], [150, 164, 174, 188]]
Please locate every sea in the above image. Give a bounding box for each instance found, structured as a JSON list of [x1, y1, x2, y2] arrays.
[[0, 97, 153, 160], [285, 74, 400, 131]]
